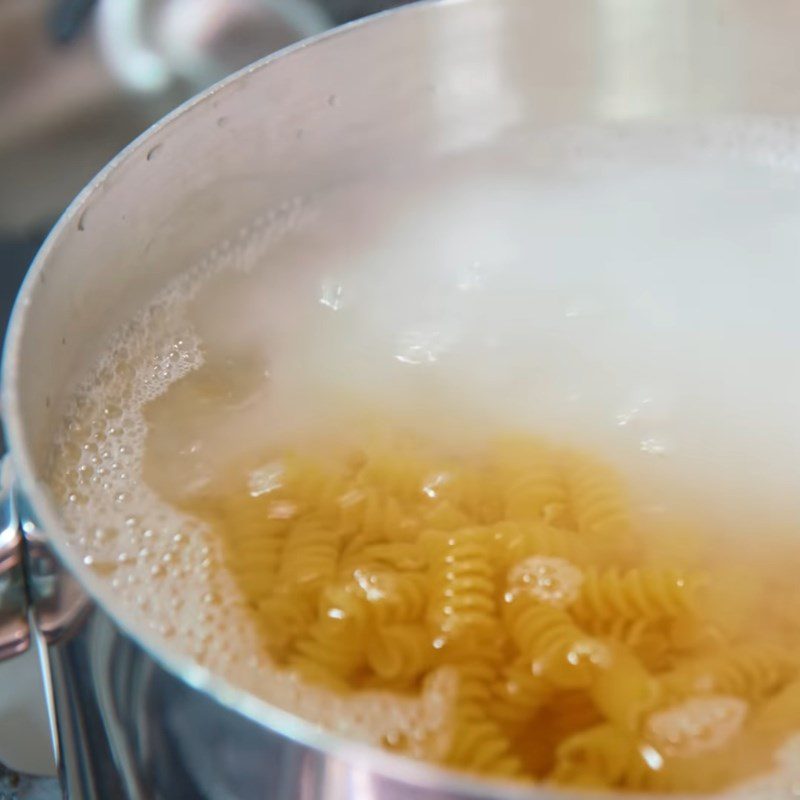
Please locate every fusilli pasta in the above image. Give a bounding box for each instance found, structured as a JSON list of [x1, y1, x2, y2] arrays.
[[186, 430, 799, 794]]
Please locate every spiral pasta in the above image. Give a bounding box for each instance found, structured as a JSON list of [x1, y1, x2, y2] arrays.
[[444, 714, 523, 777], [356, 447, 433, 504], [504, 599, 608, 689], [288, 583, 369, 686], [505, 467, 570, 527], [661, 644, 797, 703], [276, 518, 342, 589], [424, 529, 497, 652], [552, 723, 653, 789], [184, 429, 800, 794], [211, 494, 289, 604], [442, 652, 523, 776], [589, 643, 661, 731], [752, 678, 800, 743], [338, 540, 427, 577], [571, 566, 704, 624], [563, 452, 632, 557], [366, 624, 432, 684], [276, 452, 350, 522], [584, 616, 673, 671], [490, 520, 589, 569], [337, 488, 412, 541], [256, 589, 316, 658], [554, 718, 751, 793], [491, 657, 554, 726], [359, 571, 428, 625], [420, 500, 471, 531]]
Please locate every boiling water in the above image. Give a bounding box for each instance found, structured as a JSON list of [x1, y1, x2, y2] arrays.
[[49, 122, 800, 793]]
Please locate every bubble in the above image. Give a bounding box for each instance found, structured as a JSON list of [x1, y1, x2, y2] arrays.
[[248, 462, 284, 497], [268, 501, 296, 519], [506, 556, 584, 608], [645, 695, 748, 758]]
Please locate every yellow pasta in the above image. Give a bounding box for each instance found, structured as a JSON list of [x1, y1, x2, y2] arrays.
[[554, 715, 752, 793], [588, 643, 661, 731], [489, 520, 589, 569], [338, 540, 426, 577], [504, 598, 607, 689], [275, 517, 342, 589], [207, 493, 289, 604], [505, 467, 570, 526], [180, 430, 800, 794], [356, 446, 433, 504], [276, 452, 350, 521], [572, 565, 703, 624], [419, 500, 472, 531], [366, 624, 432, 684], [661, 644, 797, 703], [752, 678, 800, 743], [444, 714, 523, 777], [563, 451, 633, 558], [288, 583, 369, 686], [337, 488, 412, 541], [448, 466, 506, 524], [552, 723, 653, 789], [256, 589, 316, 658], [491, 657, 554, 727], [424, 529, 497, 653], [442, 651, 524, 776], [362, 571, 429, 624], [584, 616, 673, 671]]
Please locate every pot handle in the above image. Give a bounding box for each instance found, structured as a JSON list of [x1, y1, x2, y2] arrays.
[[0, 459, 60, 793], [0, 458, 30, 662]]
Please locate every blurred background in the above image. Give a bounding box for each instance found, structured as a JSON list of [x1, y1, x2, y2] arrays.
[[0, 1, 410, 791], [0, 0, 413, 340]]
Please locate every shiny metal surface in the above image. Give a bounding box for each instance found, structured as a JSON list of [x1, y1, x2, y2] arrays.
[[6, 0, 800, 796], [0, 460, 29, 661], [21, 503, 89, 649]]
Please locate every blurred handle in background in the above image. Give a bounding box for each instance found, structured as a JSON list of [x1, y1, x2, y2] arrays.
[[95, 0, 332, 94]]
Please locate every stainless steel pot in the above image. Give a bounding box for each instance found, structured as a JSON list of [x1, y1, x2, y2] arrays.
[[3, 0, 800, 797]]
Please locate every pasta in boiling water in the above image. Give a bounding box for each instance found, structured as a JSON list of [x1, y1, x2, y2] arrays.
[[104, 431, 800, 791]]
